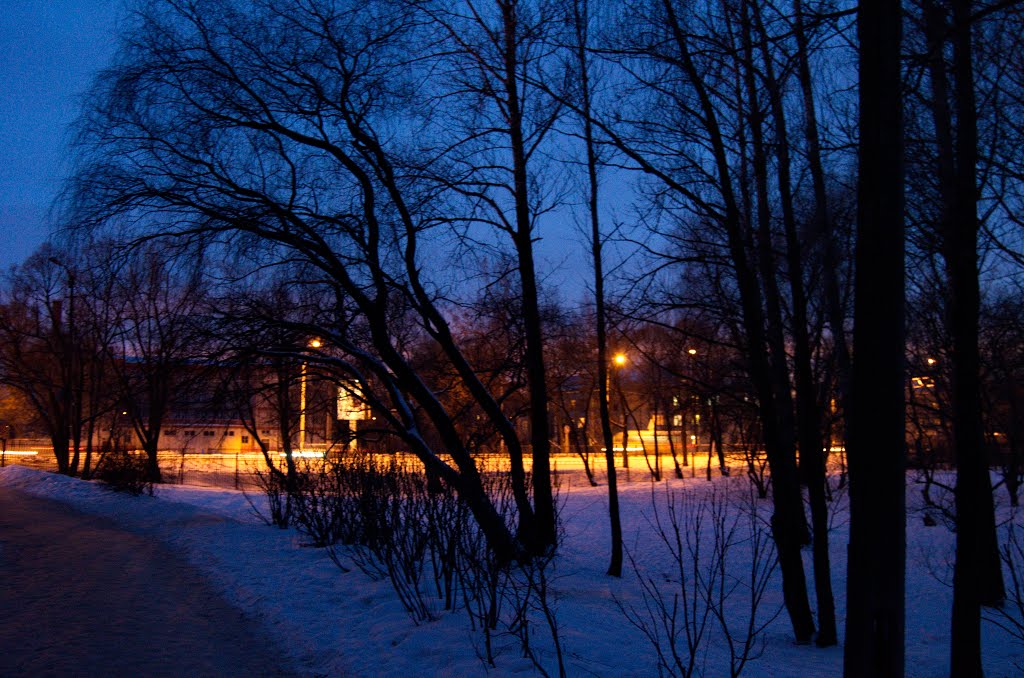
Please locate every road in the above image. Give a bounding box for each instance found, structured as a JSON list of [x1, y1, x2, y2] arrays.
[[0, 486, 299, 677]]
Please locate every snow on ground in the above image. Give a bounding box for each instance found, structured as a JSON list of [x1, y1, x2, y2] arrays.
[[0, 464, 1020, 677]]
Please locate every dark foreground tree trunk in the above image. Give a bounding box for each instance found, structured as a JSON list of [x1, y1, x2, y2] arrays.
[[843, 2, 906, 676], [946, 2, 1006, 675]]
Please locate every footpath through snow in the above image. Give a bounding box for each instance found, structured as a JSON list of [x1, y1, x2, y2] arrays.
[[0, 484, 300, 677]]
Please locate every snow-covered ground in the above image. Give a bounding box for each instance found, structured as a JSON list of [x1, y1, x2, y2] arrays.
[[0, 464, 1019, 677]]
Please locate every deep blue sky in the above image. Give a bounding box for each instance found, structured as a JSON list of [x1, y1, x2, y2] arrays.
[[0, 1, 617, 302], [0, 1, 124, 271]]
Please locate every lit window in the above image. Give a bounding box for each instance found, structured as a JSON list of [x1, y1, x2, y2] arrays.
[[911, 376, 935, 389]]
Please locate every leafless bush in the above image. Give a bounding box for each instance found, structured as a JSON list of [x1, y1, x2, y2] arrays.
[[985, 520, 1024, 672], [912, 468, 957, 530], [346, 460, 466, 624], [458, 471, 522, 665], [742, 443, 769, 499], [94, 448, 153, 496], [281, 454, 471, 623], [279, 452, 565, 671], [620, 487, 780, 677], [506, 555, 566, 678], [290, 456, 364, 549], [457, 471, 565, 678], [248, 466, 292, 528]]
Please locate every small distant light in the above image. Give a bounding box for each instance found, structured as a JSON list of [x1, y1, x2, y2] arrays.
[[309, 338, 323, 349], [687, 348, 697, 355], [926, 357, 937, 365], [613, 353, 627, 366]]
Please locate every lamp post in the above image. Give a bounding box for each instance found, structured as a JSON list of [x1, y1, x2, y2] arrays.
[[298, 338, 322, 451], [612, 352, 628, 468], [686, 348, 698, 477]]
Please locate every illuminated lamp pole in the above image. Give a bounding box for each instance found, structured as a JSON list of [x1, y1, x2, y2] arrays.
[[612, 352, 628, 468], [298, 338, 322, 451], [687, 348, 697, 477]]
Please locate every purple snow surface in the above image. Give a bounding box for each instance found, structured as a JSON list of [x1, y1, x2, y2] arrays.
[[0, 483, 298, 677], [0, 464, 1019, 677]]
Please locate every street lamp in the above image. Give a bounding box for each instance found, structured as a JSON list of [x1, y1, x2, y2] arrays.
[[611, 352, 629, 468], [298, 338, 322, 451]]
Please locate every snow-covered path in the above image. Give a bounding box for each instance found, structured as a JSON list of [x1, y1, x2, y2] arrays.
[[0, 486, 298, 677]]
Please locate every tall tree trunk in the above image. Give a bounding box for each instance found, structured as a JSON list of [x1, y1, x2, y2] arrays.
[[493, 0, 552, 557], [572, 0, 623, 576], [843, 1, 906, 675], [794, 0, 852, 415], [752, 0, 837, 645], [501, 0, 555, 553], [944, 1, 1006, 674], [655, 0, 815, 641]]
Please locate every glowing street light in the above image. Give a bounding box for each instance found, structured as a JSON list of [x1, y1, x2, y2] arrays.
[[687, 348, 697, 355], [610, 352, 630, 468]]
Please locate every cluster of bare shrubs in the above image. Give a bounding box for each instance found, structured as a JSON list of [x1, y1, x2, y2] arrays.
[[620, 486, 780, 678], [256, 453, 566, 677], [93, 447, 153, 496]]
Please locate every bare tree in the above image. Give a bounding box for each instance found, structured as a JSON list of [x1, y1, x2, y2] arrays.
[[414, 0, 568, 552], [843, 0, 906, 675], [71, 0, 565, 560], [567, 0, 624, 575], [0, 246, 100, 475], [980, 294, 1024, 507], [589, 0, 816, 641], [107, 245, 211, 483]]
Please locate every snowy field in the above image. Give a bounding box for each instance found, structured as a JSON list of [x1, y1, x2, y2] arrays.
[[0, 464, 1020, 677]]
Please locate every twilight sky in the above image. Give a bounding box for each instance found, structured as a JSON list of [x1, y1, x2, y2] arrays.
[[0, 1, 125, 271], [0, 1, 607, 301]]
